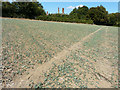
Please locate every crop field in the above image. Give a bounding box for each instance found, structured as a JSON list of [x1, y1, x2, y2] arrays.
[[2, 18, 118, 88]]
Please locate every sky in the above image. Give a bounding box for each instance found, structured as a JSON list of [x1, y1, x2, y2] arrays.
[[7, 0, 119, 14], [41, 2, 118, 14]]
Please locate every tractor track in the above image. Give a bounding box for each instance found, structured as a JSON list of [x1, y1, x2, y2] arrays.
[[10, 27, 104, 88]]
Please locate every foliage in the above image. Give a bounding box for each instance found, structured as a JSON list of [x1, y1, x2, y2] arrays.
[[36, 5, 119, 26], [88, 5, 109, 25], [33, 26, 118, 88], [2, 2, 16, 17], [70, 6, 89, 19], [69, 8, 78, 19], [36, 14, 93, 24], [2, 2, 46, 19], [1, 1, 120, 26], [2, 18, 99, 86], [107, 13, 120, 26]]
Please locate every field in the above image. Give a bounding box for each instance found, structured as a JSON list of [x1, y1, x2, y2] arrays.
[[2, 18, 118, 88]]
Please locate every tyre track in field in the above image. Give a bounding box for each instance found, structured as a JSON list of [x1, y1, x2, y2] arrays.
[[11, 27, 104, 88]]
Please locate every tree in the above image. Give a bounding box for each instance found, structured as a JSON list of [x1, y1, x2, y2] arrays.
[[69, 8, 78, 19], [0, 1, 2, 17], [88, 5, 108, 25], [107, 13, 120, 26], [2, 1, 46, 19], [69, 6, 89, 19], [77, 6, 89, 19], [24, 2, 46, 19], [108, 13, 117, 25], [2, 2, 16, 17]]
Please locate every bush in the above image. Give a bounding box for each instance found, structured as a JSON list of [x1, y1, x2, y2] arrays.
[[36, 15, 94, 24]]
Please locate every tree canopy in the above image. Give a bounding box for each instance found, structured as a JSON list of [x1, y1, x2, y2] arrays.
[[69, 6, 89, 19], [2, 2, 46, 19], [1, 2, 119, 26], [88, 5, 108, 25]]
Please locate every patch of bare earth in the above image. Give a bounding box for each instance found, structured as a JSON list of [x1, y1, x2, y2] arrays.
[[5, 26, 118, 88], [8, 27, 104, 88]]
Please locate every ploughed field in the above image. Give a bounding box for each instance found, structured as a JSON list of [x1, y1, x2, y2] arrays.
[[2, 18, 118, 88]]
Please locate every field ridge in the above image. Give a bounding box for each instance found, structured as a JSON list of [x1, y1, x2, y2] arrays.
[[11, 27, 104, 88]]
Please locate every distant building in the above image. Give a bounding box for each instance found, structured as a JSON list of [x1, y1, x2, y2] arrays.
[[47, 11, 48, 15], [58, 7, 60, 14], [57, 7, 64, 14], [62, 8, 64, 14]]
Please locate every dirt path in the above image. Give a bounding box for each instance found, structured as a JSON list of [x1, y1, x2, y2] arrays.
[[10, 27, 104, 88], [57, 27, 118, 88]]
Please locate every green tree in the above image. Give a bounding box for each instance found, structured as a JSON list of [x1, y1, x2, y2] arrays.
[[2, 2, 16, 17], [69, 6, 89, 19], [25, 2, 46, 19], [88, 5, 108, 25], [69, 8, 78, 19], [12, 2, 45, 19], [2, 1, 46, 19], [0, 1, 2, 17], [108, 13, 117, 25], [77, 6, 89, 19], [108, 13, 120, 26]]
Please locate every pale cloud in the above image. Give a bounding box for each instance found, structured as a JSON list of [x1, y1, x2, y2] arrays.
[[67, 6, 75, 9], [67, 5, 84, 9], [76, 5, 84, 8]]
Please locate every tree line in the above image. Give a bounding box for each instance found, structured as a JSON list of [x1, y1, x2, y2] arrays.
[[2, 2, 45, 19], [1, 2, 120, 26]]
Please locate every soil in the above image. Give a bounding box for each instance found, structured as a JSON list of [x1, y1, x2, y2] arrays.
[[10, 27, 106, 88]]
